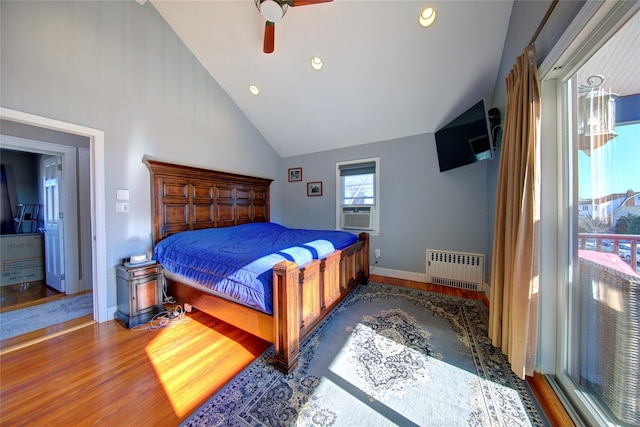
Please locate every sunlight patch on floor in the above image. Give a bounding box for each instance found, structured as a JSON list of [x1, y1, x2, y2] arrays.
[[144, 315, 256, 417]]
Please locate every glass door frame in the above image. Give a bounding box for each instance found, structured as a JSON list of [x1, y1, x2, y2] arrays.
[[537, 1, 640, 426]]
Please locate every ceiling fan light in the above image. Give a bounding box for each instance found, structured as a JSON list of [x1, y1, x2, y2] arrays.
[[419, 6, 436, 27], [311, 56, 323, 70], [249, 85, 260, 95], [260, 0, 284, 22]]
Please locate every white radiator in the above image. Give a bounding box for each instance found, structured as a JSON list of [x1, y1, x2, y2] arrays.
[[426, 249, 485, 291]]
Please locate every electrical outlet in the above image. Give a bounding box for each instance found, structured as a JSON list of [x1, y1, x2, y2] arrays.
[[375, 248, 381, 258]]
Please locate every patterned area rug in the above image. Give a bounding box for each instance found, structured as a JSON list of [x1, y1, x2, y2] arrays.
[[182, 282, 548, 426], [0, 293, 92, 340]]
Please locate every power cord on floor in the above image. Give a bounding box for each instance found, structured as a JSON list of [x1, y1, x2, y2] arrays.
[[163, 286, 176, 304], [132, 304, 190, 332]]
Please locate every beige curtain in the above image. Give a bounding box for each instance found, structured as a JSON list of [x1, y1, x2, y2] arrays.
[[489, 44, 541, 379]]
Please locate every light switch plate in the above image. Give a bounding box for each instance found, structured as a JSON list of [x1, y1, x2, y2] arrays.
[[116, 189, 130, 200]]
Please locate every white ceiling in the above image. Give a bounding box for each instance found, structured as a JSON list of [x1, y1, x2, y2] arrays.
[[149, 0, 514, 158]]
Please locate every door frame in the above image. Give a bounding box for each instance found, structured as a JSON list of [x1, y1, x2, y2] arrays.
[[0, 107, 107, 323], [1, 135, 78, 293]]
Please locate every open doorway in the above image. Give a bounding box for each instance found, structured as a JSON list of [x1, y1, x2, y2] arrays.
[[0, 137, 92, 307], [0, 109, 107, 343], [0, 134, 92, 337], [0, 150, 62, 308]]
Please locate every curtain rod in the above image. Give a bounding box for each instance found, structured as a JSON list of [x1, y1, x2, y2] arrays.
[[529, 0, 559, 46]]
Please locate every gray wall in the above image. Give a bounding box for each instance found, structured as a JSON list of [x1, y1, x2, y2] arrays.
[[0, 1, 283, 309], [283, 133, 492, 276]]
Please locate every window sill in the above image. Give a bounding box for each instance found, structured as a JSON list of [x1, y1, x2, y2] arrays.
[[337, 228, 379, 237]]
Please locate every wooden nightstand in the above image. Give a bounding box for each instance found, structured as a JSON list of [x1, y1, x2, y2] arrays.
[[114, 262, 164, 328]]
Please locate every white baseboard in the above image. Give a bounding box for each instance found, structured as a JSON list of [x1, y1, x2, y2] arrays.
[[370, 266, 428, 283], [107, 305, 118, 321]]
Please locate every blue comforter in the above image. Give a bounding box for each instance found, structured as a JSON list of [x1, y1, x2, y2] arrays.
[[153, 222, 358, 315]]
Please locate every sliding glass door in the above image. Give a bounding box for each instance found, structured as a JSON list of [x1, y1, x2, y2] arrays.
[[569, 19, 639, 423], [547, 5, 639, 426]]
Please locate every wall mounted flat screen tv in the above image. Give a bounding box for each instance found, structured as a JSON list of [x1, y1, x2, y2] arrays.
[[434, 100, 494, 172]]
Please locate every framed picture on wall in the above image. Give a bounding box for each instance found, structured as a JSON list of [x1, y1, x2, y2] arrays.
[[288, 167, 302, 182], [307, 181, 322, 197]]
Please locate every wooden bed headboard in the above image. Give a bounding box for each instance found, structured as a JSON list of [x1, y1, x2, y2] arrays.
[[144, 158, 273, 245]]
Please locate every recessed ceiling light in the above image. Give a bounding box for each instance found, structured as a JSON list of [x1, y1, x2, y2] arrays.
[[419, 6, 436, 27], [249, 85, 260, 96], [311, 56, 323, 71]]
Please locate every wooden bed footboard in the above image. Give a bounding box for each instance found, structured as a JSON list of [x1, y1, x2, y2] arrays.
[[272, 232, 369, 372]]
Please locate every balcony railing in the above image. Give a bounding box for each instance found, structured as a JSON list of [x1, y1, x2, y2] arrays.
[[577, 233, 640, 424], [578, 233, 640, 272]]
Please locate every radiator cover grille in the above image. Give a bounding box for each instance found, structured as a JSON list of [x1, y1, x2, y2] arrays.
[[426, 249, 485, 291]]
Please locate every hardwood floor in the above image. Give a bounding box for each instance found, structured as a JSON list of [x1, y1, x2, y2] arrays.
[[0, 280, 63, 312], [0, 275, 568, 426], [0, 307, 271, 426], [0, 314, 96, 356]]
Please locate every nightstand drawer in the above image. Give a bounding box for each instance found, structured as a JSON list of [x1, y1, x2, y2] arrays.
[[130, 264, 161, 278], [116, 263, 161, 280]]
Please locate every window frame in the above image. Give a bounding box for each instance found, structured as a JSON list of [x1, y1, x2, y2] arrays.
[[335, 157, 380, 235]]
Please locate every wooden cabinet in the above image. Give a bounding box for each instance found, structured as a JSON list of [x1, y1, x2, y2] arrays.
[[114, 263, 164, 328]]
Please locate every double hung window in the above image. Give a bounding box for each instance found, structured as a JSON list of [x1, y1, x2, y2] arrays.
[[336, 158, 379, 234]]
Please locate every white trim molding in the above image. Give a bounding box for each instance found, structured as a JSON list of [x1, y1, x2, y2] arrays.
[[370, 266, 428, 283], [0, 107, 108, 323]]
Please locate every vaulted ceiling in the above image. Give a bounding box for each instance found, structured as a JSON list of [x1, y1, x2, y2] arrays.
[[148, 0, 514, 158]]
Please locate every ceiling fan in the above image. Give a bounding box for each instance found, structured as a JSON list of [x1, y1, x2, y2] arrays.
[[255, 0, 333, 54]]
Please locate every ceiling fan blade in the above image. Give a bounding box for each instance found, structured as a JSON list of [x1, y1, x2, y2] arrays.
[[263, 21, 275, 54], [290, 0, 332, 6]]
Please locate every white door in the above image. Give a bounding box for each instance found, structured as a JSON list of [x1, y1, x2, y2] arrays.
[[43, 156, 65, 293]]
